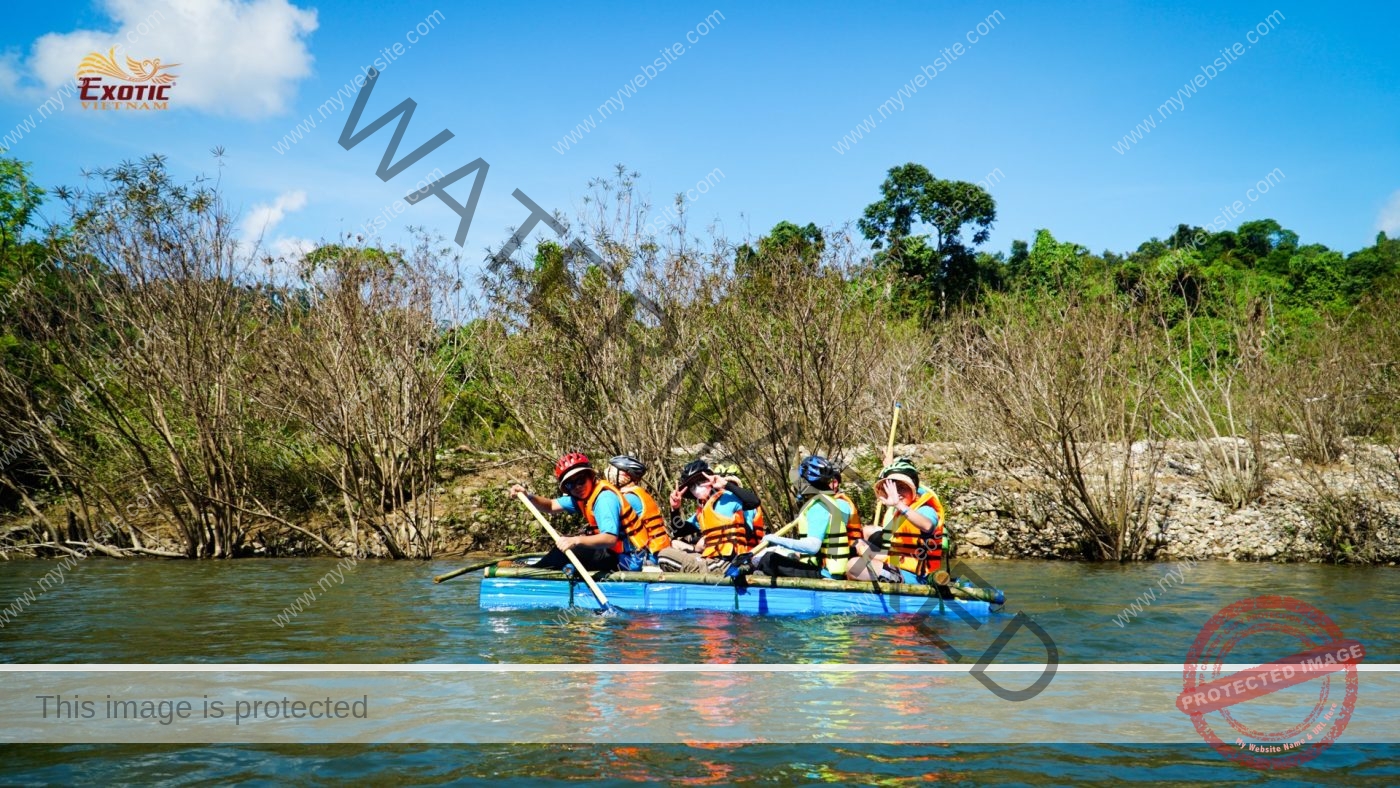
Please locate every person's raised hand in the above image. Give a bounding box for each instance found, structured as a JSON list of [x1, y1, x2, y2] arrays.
[[875, 479, 902, 507]]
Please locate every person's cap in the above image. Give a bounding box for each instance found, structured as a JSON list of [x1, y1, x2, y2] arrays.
[[878, 457, 920, 493]]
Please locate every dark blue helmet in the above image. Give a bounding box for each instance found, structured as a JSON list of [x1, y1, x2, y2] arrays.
[[797, 455, 834, 487]]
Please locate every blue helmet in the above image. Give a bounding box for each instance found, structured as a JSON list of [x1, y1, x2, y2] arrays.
[[797, 455, 834, 487]]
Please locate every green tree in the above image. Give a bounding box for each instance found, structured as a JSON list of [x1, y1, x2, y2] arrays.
[[0, 155, 45, 258], [858, 162, 996, 313], [1236, 219, 1298, 274], [1343, 232, 1400, 299], [735, 220, 824, 284], [1017, 229, 1089, 292]]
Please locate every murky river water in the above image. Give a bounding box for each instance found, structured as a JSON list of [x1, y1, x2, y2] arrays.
[[2, 558, 1396, 783]]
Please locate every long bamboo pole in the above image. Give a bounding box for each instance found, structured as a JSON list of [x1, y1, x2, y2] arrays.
[[872, 402, 902, 530], [516, 492, 610, 609], [434, 552, 546, 584]]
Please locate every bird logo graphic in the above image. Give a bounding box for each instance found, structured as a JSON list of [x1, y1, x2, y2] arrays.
[[78, 47, 180, 83], [76, 47, 179, 109]]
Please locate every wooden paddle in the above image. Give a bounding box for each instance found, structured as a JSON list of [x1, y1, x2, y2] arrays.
[[515, 491, 611, 610], [433, 552, 546, 584], [871, 402, 902, 531]]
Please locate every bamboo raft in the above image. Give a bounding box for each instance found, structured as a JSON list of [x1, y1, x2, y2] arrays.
[[480, 565, 1006, 616]]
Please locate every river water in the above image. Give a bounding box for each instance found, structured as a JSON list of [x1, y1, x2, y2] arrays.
[[2, 558, 1397, 784]]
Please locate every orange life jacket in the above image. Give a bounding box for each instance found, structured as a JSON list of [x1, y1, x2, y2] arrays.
[[620, 483, 671, 554], [697, 493, 751, 559], [748, 507, 767, 547], [834, 491, 863, 544], [885, 488, 948, 576], [578, 480, 636, 555]]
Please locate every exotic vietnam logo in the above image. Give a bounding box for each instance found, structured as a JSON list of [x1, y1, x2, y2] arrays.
[[77, 47, 178, 110]]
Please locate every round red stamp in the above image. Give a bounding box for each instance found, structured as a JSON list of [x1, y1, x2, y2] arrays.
[[1177, 595, 1362, 769]]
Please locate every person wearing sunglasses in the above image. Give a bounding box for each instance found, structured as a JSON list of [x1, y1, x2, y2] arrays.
[[510, 451, 641, 573]]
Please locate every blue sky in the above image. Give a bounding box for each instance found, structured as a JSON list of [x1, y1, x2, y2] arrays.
[[3, 0, 1398, 270]]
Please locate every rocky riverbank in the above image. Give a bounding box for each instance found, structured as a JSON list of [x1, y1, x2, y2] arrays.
[[5, 440, 1397, 563], [903, 439, 1400, 564], [430, 439, 1399, 564]]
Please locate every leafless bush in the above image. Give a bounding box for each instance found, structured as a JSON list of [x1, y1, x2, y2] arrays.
[[472, 166, 723, 492], [3, 156, 274, 557], [947, 294, 1163, 560], [1299, 465, 1395, 564], [257, 238, 466, 558], [1253, 311, 1370, 465], [1159, 307, 1266, 509], [696, 232, 926, 518]]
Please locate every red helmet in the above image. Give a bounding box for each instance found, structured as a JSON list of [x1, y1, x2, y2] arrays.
[[554, 451, 592, 485]]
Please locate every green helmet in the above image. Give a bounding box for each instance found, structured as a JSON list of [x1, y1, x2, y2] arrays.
[[878, 457, 920, 490]]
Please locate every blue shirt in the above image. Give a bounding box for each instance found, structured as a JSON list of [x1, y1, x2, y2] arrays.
[[623, 491, 645, 520], [687, 491, 744, 529], [911, 487, 940, 532], [554, 489, 635, 553]]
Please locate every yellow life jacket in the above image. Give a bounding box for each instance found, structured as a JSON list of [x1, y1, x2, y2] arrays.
[[620, 483, 671, 554], [804, 494, 851, 577], [579, 480, 637, 555], [884, 487, 948, 576]]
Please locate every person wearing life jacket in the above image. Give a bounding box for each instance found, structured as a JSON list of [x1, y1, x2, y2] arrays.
[[656, 459, 754, 574], [705, 461, 772, 548], [750, 455, 851, 579], [664, 459, 764, 544], [869, 458, 950, 584], [710, 461, 766, 544], [509, 451, 641, 573], [604, 454, 671, 567], [829, 464, 865, 549]]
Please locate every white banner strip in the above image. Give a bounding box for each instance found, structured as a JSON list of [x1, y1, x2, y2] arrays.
[[2, 669, 1394, 744]]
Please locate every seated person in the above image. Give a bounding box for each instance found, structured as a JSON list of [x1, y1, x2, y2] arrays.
[[750, 455, 851, 579], [851, 458, 948, 584], [509, 451, 644, 573], [605, 454, 671, 566], [710, 461, 766, 543], [657, 460, 752, 574]]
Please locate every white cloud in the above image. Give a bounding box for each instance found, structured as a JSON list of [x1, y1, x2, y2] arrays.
[[248, 236, 314, 283], [17, 0, 317, 118], [241, 189, 307, 240], [269, 235, 315, 259], [0, 53, 21, 96], [1378, 190, 1400, 237]]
